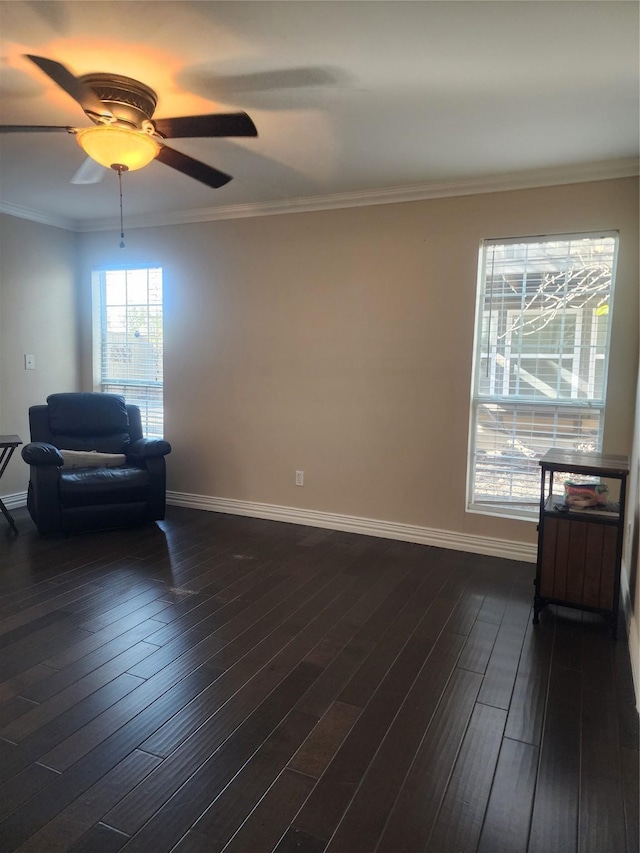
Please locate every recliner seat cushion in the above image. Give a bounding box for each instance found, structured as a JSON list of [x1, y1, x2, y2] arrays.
[[59, 466, 150, 508]]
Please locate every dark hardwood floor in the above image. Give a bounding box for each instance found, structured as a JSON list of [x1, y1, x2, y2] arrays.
[[0, 505, 637, 853]]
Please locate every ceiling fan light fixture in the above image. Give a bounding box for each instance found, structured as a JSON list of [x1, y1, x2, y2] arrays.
[[76, 126, 160, 171]]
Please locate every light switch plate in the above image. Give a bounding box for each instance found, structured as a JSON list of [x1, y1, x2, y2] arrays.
[[24, 354, 35, 370]]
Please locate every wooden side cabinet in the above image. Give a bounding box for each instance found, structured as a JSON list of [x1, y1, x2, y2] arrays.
[[533, 449, 629, 639]]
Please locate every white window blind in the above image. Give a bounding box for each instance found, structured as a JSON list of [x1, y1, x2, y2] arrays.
[[467, 233, 618, 518], [94, 267, 164, 438]]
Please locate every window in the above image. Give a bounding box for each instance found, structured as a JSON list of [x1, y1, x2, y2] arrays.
[[467, 233, 618, 519], [93, 267, 164, 438]]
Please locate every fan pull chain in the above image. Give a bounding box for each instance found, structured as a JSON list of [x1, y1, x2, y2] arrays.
[[115, 165, 128, 248]]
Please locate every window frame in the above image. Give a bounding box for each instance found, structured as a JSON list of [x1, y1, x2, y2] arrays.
[[91, 265, 164, 439], [466, 231, 619, 521]]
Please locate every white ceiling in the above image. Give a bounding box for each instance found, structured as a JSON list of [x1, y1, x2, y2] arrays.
[[0, 1, 638, 230]]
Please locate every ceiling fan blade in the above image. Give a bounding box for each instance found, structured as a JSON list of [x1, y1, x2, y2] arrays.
[[155, 145, 232, 188], [0, 125, 72, 133], [71, 157, 106, 185], [25, 55, 111, 117], [216, 67, 345, 94], [179, 66, 348, 100], [153, 112, 257, 139]]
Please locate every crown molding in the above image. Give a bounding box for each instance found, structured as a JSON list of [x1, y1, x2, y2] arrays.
[[2, 157, 638, 234], [0, 201, 78, 232], [82, 156, 640, 233]]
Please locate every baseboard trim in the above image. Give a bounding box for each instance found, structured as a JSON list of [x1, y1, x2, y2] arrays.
[[628, 617, 640, 712], [166, 491, 537, 563], [1, 491, 27, 510], [620, 566, 640, 710]]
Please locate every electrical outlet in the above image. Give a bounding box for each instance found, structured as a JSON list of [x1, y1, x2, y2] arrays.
[[24, 354, 35, 370], [295, 470, 304, 486]]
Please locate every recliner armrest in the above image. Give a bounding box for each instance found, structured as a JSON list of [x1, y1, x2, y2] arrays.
[[126, 438, 171, 461], [22, 442, 64, 466]]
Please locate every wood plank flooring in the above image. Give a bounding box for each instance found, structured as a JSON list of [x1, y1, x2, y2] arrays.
[[0, 505, 637, 853]]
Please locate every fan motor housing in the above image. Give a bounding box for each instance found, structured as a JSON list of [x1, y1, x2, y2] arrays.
[[80, 73, 158, 128]]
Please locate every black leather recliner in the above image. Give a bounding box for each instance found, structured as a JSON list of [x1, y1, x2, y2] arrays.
[[21, 392, 171, 535]]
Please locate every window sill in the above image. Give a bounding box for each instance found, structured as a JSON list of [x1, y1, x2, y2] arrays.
[[466, 505, 538, 523]]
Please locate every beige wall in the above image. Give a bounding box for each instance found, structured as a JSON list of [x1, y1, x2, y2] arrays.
[[78, 177, 639, 550], [624, 287, 640, 705], [0, 215, 80, 497]]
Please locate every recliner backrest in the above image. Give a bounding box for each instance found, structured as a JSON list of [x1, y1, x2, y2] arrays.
[[48, 393, 129, 435], [29, 393, 143, 452]]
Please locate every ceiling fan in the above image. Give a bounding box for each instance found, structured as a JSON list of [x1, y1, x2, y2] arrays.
[[0, 55, 258, 187]]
